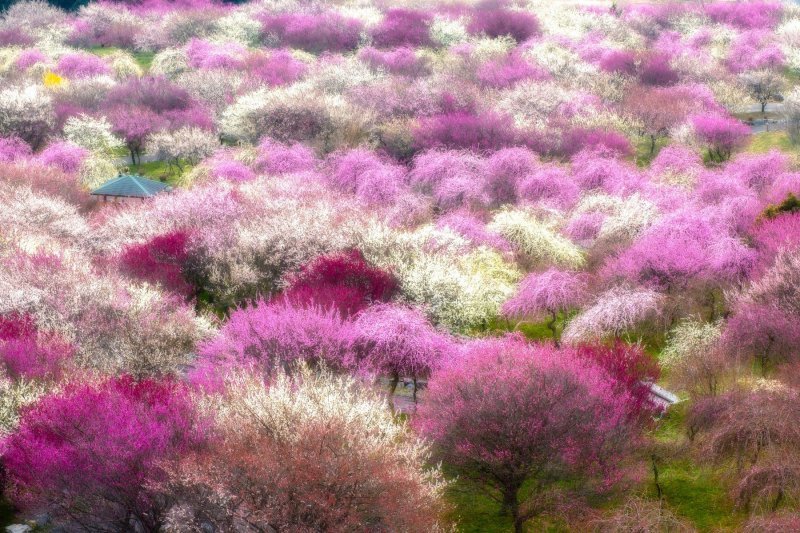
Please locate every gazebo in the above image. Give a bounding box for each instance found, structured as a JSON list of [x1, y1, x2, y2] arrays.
[[90, 174, 172, 202]]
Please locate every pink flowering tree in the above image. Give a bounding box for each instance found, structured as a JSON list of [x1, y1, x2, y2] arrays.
[[2, 376, 206, 532], [0, 313, 73, 381], [260, 12, 362, 54], [416, 336, 636, 533], [501, 269, 588, 345], [467, 2, 540, 42], [191, 299, 353, 389], [109, 107, 168, 166], [349, 303, 455, 401], [371, 8, 432, 48], [692, 114, 750, 162]]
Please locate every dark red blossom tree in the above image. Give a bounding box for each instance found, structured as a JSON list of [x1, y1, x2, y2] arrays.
[[118, 230, 194, 298], [283, 249, 397, 316]]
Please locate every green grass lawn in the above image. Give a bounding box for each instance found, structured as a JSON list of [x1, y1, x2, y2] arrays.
[[88, 46, 155, 71], [634, 136, 670, 167], [123, 160, 192, 187], [746, 130, 795, 154]]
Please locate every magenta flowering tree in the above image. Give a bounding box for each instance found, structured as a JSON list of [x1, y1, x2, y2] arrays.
[[0, 27, 34, 47], [186, 39, 246, 70], [638, 52, 679, 86], [502, 269, 588, 345], [477, 53, 546, 89], [283, 249, 398, 316], [254, 137, 317, 174], [598, 49, 637, 75], [350, 303, 455, 400], [622, 86, 694, 155], [192, 299, 353, 389], [2, 376, 206, 532], [704, 1, 782, 30], [359, 46, 429, 77], [0, 136, 31, 164], [109, 107, 168, 165], [467, 2, 540, 42], [55, 52, 111, 79], [416, 336, 635, 533], [0, 313, 73, 381], [483, 147, 537, 206], [692, 114, 750, 162], [325, 148, 408, 205], [413, 111, 520, 152], [260, 12, 362, 54], [722, 300, 800, 374], [246, 50, 308, 87], [371, 8, 432, 48], [560, 128, 633, 158], [36, 141, 89, 175], [118, 230, 194, 298]]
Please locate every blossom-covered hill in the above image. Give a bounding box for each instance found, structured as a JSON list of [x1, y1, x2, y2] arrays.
[[1, 0, 800, 530]]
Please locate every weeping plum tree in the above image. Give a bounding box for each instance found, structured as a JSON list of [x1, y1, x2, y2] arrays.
[[692, 114, 749, 163], [501, 268, 588, 345], [417, 336, 636, 533], [349, 303, 455, 402]]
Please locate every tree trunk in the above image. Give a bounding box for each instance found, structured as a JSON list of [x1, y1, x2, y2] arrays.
[[412, 376, 418, 403], [501, 488, 523, 533], [651, 454, 662, 499], [388, 373, 399, 412], [649, 135, 656, 155], [547, 310, 559, 347]]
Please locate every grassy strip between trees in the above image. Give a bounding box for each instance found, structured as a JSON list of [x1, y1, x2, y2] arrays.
[[88, 46, 155, 71]]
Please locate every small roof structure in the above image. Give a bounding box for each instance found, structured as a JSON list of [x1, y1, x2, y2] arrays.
[[642, 381, 681, 411], [90, 174, 172, 199]]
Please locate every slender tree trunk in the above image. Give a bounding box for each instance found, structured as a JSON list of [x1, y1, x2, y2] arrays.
[[773, 489, 784, 512], [651, 454, 662, 499], [412, 376, 418, 403], [388, 372, 399, 412], [650, 134, 656, 155], [547, 310, 559, 347]]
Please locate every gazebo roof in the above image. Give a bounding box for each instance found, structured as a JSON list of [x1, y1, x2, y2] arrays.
[[90, 174, 172, 198]]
